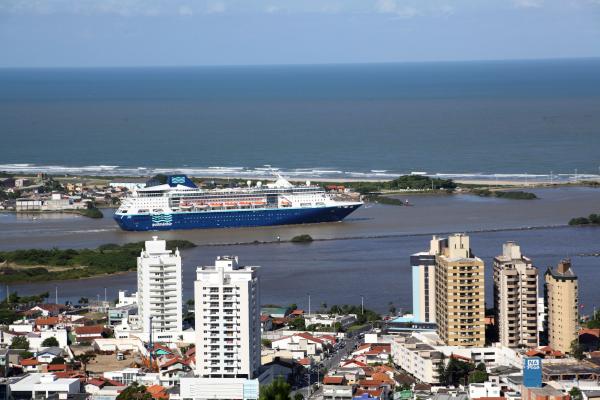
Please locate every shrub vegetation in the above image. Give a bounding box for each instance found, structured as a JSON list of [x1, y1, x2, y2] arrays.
[[0, 240, 196, 283]]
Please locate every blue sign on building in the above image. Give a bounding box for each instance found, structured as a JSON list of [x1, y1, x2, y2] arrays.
[[523, 357, 543, 388]]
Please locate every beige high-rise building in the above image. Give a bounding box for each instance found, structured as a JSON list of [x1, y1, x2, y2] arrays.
[[545, 260, 578, 354], [493, 242, 539, 348], [433, 233, 485, 347]]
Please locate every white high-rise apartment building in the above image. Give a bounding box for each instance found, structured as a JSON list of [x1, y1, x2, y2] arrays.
[[137, 236, 183, 343], [181, 256, 260, 400], [410, 236, 441, 323], [493, 242, 539, 348], [195, 256, 261, 379]]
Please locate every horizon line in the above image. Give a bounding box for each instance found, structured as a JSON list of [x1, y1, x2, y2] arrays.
[[1, 56, 599, 70]]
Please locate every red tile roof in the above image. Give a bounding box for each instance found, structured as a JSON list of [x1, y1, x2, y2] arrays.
[[160, 357, 186, 369], [32, 304, 65, 313], [152, 344, 173, 354], [358, 379, 387, 387], [298, 358, 312, 366], [342, 359, 367, 368], [36, 317, 60, 326], [87, 378, 106, 387], [75, 325, 105, 335], [296, 332, 324, 344], [47, 364, 67, 372], [323, 376, 345, 385], [21, 358, 39, 366], [146, 385, 169, 400]]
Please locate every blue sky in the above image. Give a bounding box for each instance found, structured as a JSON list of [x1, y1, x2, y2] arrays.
[[1, 0, 600, 67]]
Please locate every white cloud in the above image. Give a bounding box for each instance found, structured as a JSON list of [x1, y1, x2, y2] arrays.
[[513, 0, 544, 8], [178, 5, 194, 16], [375, 0, 420, 18], [206, 1, 226, 14]]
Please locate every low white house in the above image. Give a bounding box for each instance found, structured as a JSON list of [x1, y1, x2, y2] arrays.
[[36, 347, 67, 364], [305, 314, 357, 329], [180, 377, 259, 400], [104, 368, 160, 387], [469, 382, 502, 399], [271, 333, 329, 361], [10, 373, 80, 398]]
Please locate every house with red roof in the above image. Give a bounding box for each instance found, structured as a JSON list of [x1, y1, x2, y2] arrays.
[[271, 332, 331, 361], [35, 317, 61, 330], [524, 346, 565, 359], [146, 384, 169, 400], [84, 377, 126, 397], [351, 344, 391, 365], [260, 314, 273, 333], [20, 358, 40, 372], [28, 304, 66, 317], [74, 325, 106, 343], [322, 375, 354, 399], [340, 359, 368, 369], [157, 355, 191, 386]]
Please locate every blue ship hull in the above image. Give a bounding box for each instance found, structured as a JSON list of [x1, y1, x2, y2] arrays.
[[113, 204, 361, 231]]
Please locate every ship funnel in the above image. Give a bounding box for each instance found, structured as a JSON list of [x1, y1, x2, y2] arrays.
[[306, 180, 311, 186], [247, 180, 252, 187]]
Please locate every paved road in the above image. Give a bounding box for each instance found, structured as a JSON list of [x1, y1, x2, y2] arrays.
[[291, 328, 373, 399]]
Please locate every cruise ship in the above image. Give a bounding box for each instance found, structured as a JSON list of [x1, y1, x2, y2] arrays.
[[113, 175, 362, 231]]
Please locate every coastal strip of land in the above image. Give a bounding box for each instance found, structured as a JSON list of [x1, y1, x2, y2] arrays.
[[0, 240, 195, 284]]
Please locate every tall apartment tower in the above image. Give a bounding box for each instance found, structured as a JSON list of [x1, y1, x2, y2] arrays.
[[434, 233, 485, 347], [137, 237, 183, 342], [493, 242, 539, 348], [410, 236, 443, 323], [545, 260, 579, 354], [194, 256, 261, 379]]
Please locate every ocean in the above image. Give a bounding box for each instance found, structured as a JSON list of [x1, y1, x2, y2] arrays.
[[1, 58, 600, 179]]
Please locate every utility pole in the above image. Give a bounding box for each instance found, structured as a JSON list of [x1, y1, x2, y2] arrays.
[[55, 286, 58, 305], [307, 293, 311, 317]]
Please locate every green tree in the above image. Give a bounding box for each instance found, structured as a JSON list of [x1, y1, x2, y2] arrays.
[[388, 302, 396, 315], [116, 382, 152, 400], [293, 393, 304, 400], [51, 356, 66, 364], [571, 339, 585, 360], [74, 351, 97, 373], [439, 358, 474, 386], [42, 337, 60, 347], [570, 387, 583, 400], [468, 370, 488, 384], [288, 318, 305, 331], [78, 297, 89, 305], [10, 336, 29, 350], [262, 339, 272, 348], [0, 307, 17, 325], [259, 377, 291, 400], [20, 351, 34, 359]]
